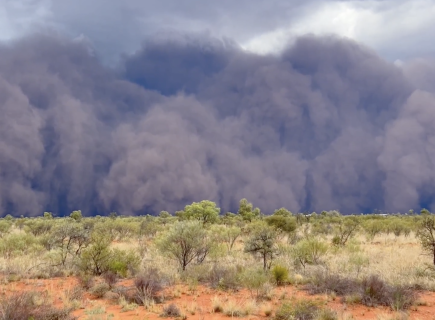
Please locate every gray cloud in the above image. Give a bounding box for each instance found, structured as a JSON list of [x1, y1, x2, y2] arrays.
[[0, 32, 434, 216], [2, 0, 434, 63]]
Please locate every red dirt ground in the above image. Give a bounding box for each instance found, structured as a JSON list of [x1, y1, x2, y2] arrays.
[[2, 277, 435, 319]]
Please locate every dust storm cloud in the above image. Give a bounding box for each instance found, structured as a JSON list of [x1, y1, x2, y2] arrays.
[[1, 33, 434, 216]]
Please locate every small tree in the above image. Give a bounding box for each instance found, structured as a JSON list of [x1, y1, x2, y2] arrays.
[[156, 221, 212, 271], [50, 222, 91, 266], [0, 220, 12, 238], [43, 212, 53, 219], [178, 200, 220, 225], [363, 220, 384, 241], [70, 210, 83, 222], [210, 224, 242, 252], [158, 211, 173, 225], [332, 216, 360, 246], [79, 230, 112, 275], [291, 238, 328, 271], [265, 215, 297, 237], [417, 212, 435, 265], [244, 222, 279, 270], [237, 198, 261, 222], [273, 208, 293, 217]]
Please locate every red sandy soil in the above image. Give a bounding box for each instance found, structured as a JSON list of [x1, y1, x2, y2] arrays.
[[2, 277, 435, 319]]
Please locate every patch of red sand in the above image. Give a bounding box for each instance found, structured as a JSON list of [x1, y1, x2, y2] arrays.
[[2, 277, 435, 319]]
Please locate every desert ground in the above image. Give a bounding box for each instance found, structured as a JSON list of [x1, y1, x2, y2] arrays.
[[2, 207, 435, 320]]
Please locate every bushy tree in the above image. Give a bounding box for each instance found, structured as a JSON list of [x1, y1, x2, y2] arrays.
[[291, 238, 328, 270], [139, 218, 162, 238], [0, 233, 39, 259], [49, 222, 91, 266], [156, 221, 212, 270], [79, 230, 112, 275], [70, 210, 83, 221], [417, 212, 435, 265], [43, 212, 53, 219], [112, 220, 139, 240], [363, 220, 384, 241], [273, 208, 292, 217], [332, 216, 360, 246], [177, 200, 220, 225], [0, 220, 12, 238], [158, 211, 173, 225], [265, 215, 297, 236], [244, 222, 279, 270], [237, 198, 261, 222], [25, 219, 53, 236], [221, 212, 243, 226], [210, 224, 242, 252]]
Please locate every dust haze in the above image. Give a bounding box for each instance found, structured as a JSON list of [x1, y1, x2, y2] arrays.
[[1, 33, 434, 216]]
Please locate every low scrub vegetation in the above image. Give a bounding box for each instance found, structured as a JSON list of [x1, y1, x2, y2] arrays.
[[1, 199, 435, 318]]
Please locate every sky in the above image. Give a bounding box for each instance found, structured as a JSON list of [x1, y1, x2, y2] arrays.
[[1, 0, 435, 62], [0, 0, 435, 216]]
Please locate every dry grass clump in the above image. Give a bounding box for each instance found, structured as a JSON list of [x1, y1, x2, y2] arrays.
[[61, 285, 84, 311], [211, 295, 224, 313], [102, 271, 118, 289], [160, 303, 181, 317], [307, 271, 359, 296], [222, 299, 246, 317], [118, 296, 138, 312], [208, 264, 241, 290], [274, 299, 320, 320], [133, 267, 165, 305], [0, 291, 75, 320], [361, 275, 416, 311], [90, 282, 110, 298], [274, 299, 337, 320], [306, 272, 417, 311], [77, 273, 94, 290], [262, 303, 273, 317]]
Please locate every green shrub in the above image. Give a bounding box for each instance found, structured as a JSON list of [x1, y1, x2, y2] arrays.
[[70, 210, 83, 222], [208, 264, 241, 290], [156, 221, 213, 271], [275, 300, 319, 320], [291, 238, 328, 270], [272, 264, 289, 286], [316, 309, 338, 320], [25, 219, 53, 236], [265, 215, 297, 235], [78, 230, 111, 275], [244, 222, 279, 270], [0, 220, 12, 238], [239, 268, 270, 299], [331, 217, 359, 246], [0, 233, 39, 259], [107, 248, 140, 277], [139, 219, 162, 238]]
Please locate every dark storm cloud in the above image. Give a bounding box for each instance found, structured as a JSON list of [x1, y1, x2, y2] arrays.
[[0, 32, 434, 216], [48, 0, 310, 50]]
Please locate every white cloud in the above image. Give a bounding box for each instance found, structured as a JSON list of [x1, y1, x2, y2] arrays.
[[241, 0, 435, 59], [0, 0, 52, 41]]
